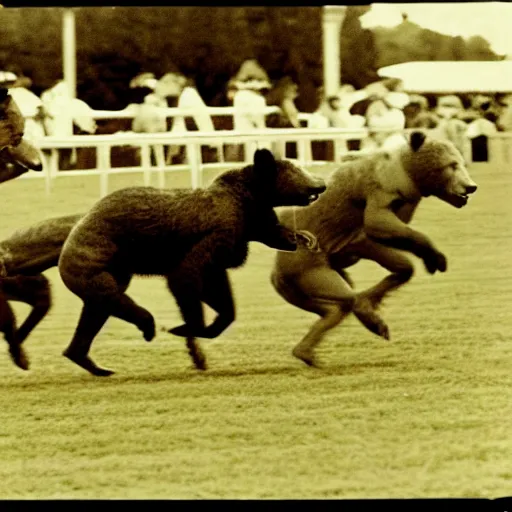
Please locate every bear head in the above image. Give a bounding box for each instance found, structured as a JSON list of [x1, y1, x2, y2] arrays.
[[0, 138, 43, 172], [402, 131, 478, 208], [213, 149, 326, 207], [251, 148, 326, 207]]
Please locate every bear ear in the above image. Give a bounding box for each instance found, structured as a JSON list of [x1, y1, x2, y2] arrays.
[[253, 148, 276, 169], [410, 131, 426, 152]]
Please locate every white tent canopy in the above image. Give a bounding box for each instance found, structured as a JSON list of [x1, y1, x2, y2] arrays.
[[377, 60, 512, 93]]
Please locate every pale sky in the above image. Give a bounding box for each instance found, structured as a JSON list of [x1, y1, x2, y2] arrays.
[[359, 2, 512, 56]]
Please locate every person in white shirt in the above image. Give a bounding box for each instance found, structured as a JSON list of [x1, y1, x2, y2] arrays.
[[231, 78, 271, 161], [40, 80, 97, 169], [7, 76, 47, 141], [362, 96, 407, 151], [168, 76, 218, 164]]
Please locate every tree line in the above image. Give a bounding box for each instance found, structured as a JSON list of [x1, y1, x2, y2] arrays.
[[0, 6, 502, 113]]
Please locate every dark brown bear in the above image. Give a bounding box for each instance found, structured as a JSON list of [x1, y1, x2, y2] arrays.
[[0, 87, 45, 370], [0, 214, 82, 370], [58, 149, 326, 376]]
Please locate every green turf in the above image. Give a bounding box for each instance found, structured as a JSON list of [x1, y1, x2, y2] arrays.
[[0, 163, 511, 499]]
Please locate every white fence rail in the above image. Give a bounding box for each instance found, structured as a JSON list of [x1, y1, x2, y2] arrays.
[[90, 105, 287, 120], [23, 127, 512, 197], [28, 127, 369, 196]]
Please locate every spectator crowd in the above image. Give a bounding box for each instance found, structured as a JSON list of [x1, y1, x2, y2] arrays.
[[1, 58, 512, 168]]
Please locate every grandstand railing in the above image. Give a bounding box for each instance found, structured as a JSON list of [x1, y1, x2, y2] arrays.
[[21, 126, 510, 197], [89, 105, 285, 120], [27, 127, 369, 196]]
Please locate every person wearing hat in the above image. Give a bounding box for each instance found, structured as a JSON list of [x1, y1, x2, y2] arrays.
[[362, 96, 407, 151]]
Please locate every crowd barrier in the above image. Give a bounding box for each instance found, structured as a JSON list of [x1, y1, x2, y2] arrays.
[[89, 105, 286, 120], [26, 127, 368, 196], [21, 126, 511, 197]]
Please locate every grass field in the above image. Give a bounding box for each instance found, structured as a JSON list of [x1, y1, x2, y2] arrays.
[[0, 161, 511, 499]]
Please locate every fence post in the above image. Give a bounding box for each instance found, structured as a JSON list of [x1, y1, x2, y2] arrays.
[[186, 143, 202, 189], [41, 149, 58, 195], [333, 138, 345, 164], [297, 139, 310, 166], [140, 144, 152, 187], [153, 144, 166, 189], [98, 145, 111, 197]]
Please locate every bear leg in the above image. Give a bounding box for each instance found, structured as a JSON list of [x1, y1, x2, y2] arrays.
[[350, 238, 415, 339], [168, 268, 236, 341], [271, 267, 355, 367], [0, 292, 29, 370], [62, 302, 114, 376], [2, 275, 52, 345]]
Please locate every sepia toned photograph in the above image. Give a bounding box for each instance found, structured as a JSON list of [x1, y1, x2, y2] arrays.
[[0, 2, 510, 501]]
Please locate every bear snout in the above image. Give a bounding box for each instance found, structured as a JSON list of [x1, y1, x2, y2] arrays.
[[465, 184, 477, 195], [311, 180, 327, 193], [309, 178, 327, 195]]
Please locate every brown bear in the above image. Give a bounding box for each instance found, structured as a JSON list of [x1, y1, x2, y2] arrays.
[[0, 214, 82, 370], [271, 131, 478, 367], [58, 149, 326, 376]]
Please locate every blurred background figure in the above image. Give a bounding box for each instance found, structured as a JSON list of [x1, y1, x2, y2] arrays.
[[0, 70, 17, 87], [266, 76, 300, 129], [170, 76, 219, 164], [6, 74, 48, 141], [132, 72, 185, 167], [129, 72, 158, 91], [233, 59, 270, 87], [308, 92, 365, 160], [431, 95, 472, 164], [133, 72, 181, 134], [41, 80, 74, 138], [126, 73, 157, 115], [41, 79, 97, 169], [403, 94, 439, 129], [362, 91, 408, 151], [230, 64, 271, 162], [266, 76, 300, 158], [496, 93, 512, 132]]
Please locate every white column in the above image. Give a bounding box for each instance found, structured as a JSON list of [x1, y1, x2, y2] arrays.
[[62, 8, 76, 99], [322, 5, 347, 97]]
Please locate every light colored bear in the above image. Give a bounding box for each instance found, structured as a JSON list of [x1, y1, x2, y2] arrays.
[[271, 131, 478, 367]]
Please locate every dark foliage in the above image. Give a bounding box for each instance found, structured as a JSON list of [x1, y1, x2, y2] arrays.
[[0, 7, 502, 113]]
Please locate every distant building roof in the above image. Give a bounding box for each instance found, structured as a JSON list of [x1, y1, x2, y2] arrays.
[[378, 60, 512, 92]]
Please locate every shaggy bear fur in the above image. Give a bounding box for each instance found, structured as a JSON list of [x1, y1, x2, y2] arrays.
[[271, 131, 478, 367], [0, 214, 82, 370], [58, 149, 326, 376]]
